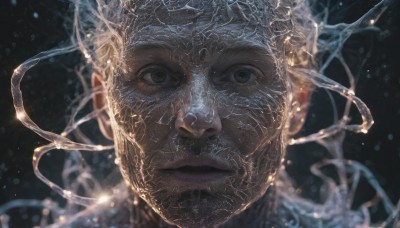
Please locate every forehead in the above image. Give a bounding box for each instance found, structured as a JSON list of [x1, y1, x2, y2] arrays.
[[126, 0, 270, 25], [123, 0, 273, 53]]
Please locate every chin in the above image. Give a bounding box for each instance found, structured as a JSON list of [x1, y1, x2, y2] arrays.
[[138, 178, 272, 228], [151, 189, 241, 227]]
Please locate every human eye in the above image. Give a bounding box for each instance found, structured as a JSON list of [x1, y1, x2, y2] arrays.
[[139, 65, 177, 86], [219, 65, 260, 85]]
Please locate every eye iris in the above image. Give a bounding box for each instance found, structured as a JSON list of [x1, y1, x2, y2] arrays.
[[233, 70, 251, 83]]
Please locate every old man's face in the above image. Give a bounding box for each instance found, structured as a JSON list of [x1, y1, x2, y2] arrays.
[[94, 0, 296, 227]]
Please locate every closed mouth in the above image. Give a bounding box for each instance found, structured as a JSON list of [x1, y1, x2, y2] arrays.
[[163, 166, 232, 184], [164, 165, 231, 175], [160, 158, 233, 184]]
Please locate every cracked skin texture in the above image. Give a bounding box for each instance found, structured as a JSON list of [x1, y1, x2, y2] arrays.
[[91, 0, 310, 227]]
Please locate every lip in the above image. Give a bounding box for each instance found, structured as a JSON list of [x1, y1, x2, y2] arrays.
[[159, 156, 233, 185]]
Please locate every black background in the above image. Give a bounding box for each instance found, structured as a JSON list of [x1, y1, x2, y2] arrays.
[[0, 0, 399, 227]]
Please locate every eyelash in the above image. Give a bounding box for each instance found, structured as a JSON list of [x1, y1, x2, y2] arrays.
[[135, 64, 262, 89], [138, 65, 179, 87], [215, 65, 261, 85]]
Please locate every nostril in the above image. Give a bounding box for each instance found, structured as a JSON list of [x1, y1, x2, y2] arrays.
[[208, 135, 217, 140], [205, 128, 217, 135]]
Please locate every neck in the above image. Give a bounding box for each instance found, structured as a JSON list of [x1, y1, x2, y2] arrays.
[[219, 187, 279, 228]]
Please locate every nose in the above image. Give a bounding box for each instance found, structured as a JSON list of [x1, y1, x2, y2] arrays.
[[175, 108, 222, 138], [175, 80, 222, 139]]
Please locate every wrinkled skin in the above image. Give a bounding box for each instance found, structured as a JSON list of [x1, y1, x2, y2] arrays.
[[94, 0, 304, 227]]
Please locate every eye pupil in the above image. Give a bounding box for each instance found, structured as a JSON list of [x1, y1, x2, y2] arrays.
[[234, 70, 251, 83], [151, 71, 167, 83]]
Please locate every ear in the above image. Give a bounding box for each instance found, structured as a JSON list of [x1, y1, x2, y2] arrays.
[[287, 88, 310, 136], [92, 72, 113, 140]]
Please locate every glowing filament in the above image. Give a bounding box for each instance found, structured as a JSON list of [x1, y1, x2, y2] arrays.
[[13, 66, 21, 74], [83, 51, 91, 59], [63, 190, 72, 197], [16, 111, 26, 121], [96, 145, 104, 151], [97, 195, 111, 204]]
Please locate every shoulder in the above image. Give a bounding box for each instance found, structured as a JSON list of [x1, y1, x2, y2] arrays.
[[276, 195, 365, 228], [57, 200, 132, 228]]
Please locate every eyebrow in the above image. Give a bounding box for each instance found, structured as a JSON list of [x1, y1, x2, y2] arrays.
[[220, 43, 272, 57], [125, 41, 174, 53]]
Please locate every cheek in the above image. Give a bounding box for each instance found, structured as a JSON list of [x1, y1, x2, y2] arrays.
[[220, 92, 288, 154], [107, 86, 176, 150], [106, 86, 178, 190], [111, 118, 166, 197], [219, 88, 288, 185], [113, 133, 141, 189]]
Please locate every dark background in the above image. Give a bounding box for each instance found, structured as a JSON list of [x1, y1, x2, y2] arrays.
[[0, 0, 399, 227]]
